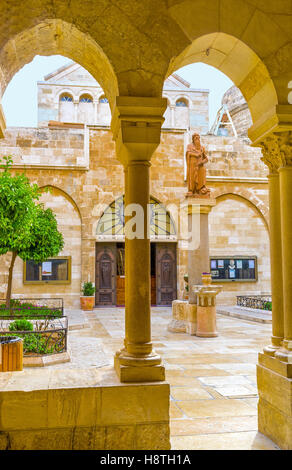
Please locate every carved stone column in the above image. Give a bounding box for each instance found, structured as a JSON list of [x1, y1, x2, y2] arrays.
[[257, 131, 292, 450], [111, 96, 167, 382], [275, 131, 292, 362], [260, 135, 284, 355]]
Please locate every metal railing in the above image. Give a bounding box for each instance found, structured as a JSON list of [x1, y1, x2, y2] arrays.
[[0, 298, 67, 356], [237, 295, 272, 311], [0, 316, 68, 357]]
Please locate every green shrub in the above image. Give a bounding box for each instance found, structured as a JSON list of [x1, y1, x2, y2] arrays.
[[264, 301, 272, 311], [9, 332, 55, 355], [82, 282, 95, 296], [0, 303, 62, 318], [9, 319, 33, 331]]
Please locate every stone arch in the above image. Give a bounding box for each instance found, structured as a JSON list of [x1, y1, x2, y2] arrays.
[[39, 185, 83, 224], [54, 89, 76, 106], [166, 32, 278, 129], [96, 194, 177, 240], [212, 187, 269, 231], [0, 19, 118, 111], [79, 92, 94, 102], [175, 96, 190, 107]]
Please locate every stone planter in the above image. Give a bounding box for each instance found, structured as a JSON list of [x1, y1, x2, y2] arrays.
[[0, 336, 23, 371], [202, 272, 212, 285], [80, 296, 95, 311], [193, 279, 222, 338]]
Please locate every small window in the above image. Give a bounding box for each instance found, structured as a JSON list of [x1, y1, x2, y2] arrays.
[[80, 94, 93, 103], [60, 94, 73, 102], [24, 257, 71, 284], [176, 98, 188, 107], [99, 96, 109, 104]]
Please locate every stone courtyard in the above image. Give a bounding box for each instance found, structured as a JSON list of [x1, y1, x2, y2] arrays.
[[0, 307, 279, 450]]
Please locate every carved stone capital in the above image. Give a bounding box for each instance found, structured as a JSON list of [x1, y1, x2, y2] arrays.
[[260, 131, 292, 173], [278, 131, 292, 167], [111, 96, 167, 166], [259, 133, 282, 174]]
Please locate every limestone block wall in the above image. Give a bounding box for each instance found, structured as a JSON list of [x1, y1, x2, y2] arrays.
[[0, 126, 270, 308], [0, 187, 82, 308], [38, 81, 112, 127], [0, 370, 170, 450], [162, 88, 209, 134], [209, 194, 270, 305], [0, 127, 86, 167]]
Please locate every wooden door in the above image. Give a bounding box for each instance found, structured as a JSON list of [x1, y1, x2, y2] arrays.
[[116, 276, 125, 306], [156, 243, 177, 306], [95, 243, 116, 306]]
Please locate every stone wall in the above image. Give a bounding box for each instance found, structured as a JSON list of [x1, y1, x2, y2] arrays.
[[0, 369, 170, 450], [0, 187, 82, 308], [209, 194, 270, 305], [0, 125, 270, 308]]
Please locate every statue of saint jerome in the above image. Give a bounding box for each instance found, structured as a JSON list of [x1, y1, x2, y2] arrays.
[[186, 133, 210, 197]]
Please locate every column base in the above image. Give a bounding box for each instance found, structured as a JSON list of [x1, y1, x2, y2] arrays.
[[263, 336, 283, 356], [114, 351, 165, 383], [196, 332, 218, 338], [275, 347, 292, 363], [257, 352, 292, 450]]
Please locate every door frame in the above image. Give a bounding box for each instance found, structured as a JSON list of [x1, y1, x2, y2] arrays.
[[95, 242, 117, 306], [155, 242, 177, 306]]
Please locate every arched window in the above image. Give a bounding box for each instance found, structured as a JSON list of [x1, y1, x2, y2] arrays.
[[176, 98, 188, 107], [60, 93, 73, 102], [79, 94, 93, 103], [97, 196, 176, 239], [79, 94, 94, 123], [59, 93, 74, 122], [99, 96, 109, 104]]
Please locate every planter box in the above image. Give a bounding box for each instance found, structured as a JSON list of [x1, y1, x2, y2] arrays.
[[0, 336, 23, 372], [80, 296, 95, 311]]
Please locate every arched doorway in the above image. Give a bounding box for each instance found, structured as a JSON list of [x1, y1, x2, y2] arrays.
[[96, 196, 177, 306]]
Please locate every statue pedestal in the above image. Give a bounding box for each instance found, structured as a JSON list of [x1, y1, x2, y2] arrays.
[[193, 283, 222, 338], [187, 197, 216, 305]]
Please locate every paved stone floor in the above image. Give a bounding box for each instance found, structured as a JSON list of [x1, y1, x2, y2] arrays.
[[0, 306, 280, 450], [66, 307, 278, 450]]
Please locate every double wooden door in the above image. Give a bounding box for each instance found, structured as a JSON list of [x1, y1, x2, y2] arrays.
[[95, 242, 177, 306]]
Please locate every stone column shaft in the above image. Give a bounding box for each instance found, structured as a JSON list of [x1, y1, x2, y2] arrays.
[[112, 96, 167, 382], [187, 199, 216, 304], [126, 160, 151, 354], [278, 166, 292, 355], [264, 172, 284, 353]]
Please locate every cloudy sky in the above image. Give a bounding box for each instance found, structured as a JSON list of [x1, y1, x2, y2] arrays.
[[2, 55, 233, 129]]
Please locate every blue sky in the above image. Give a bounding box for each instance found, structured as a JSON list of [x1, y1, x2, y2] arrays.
[[2, 55, 233, 129]]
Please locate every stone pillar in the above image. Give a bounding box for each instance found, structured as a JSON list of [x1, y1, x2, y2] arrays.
[[277, 148, 292, 363], [260, 140, 284, 355], [187, 198, 216, 305], [257, 131, 292, 450], [111, 96, 167, 383]]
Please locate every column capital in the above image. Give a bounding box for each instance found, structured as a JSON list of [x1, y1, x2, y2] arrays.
[[248, 104, 292, 146], [259, 131, 292, 173], [111, 96, 167, 166]]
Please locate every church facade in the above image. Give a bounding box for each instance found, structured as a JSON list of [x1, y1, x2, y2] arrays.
[[0, 62, 270, 308]]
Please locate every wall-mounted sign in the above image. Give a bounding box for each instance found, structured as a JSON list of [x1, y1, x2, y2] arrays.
[[210, 257, 257, 282], [42, 261, 52, 276]]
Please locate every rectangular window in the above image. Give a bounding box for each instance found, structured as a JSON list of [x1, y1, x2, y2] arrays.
[[24, 257, 71, 284], [210, 257, 257, 282]]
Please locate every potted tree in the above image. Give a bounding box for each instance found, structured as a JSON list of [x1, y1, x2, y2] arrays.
[[80, 282, 96, 311]]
